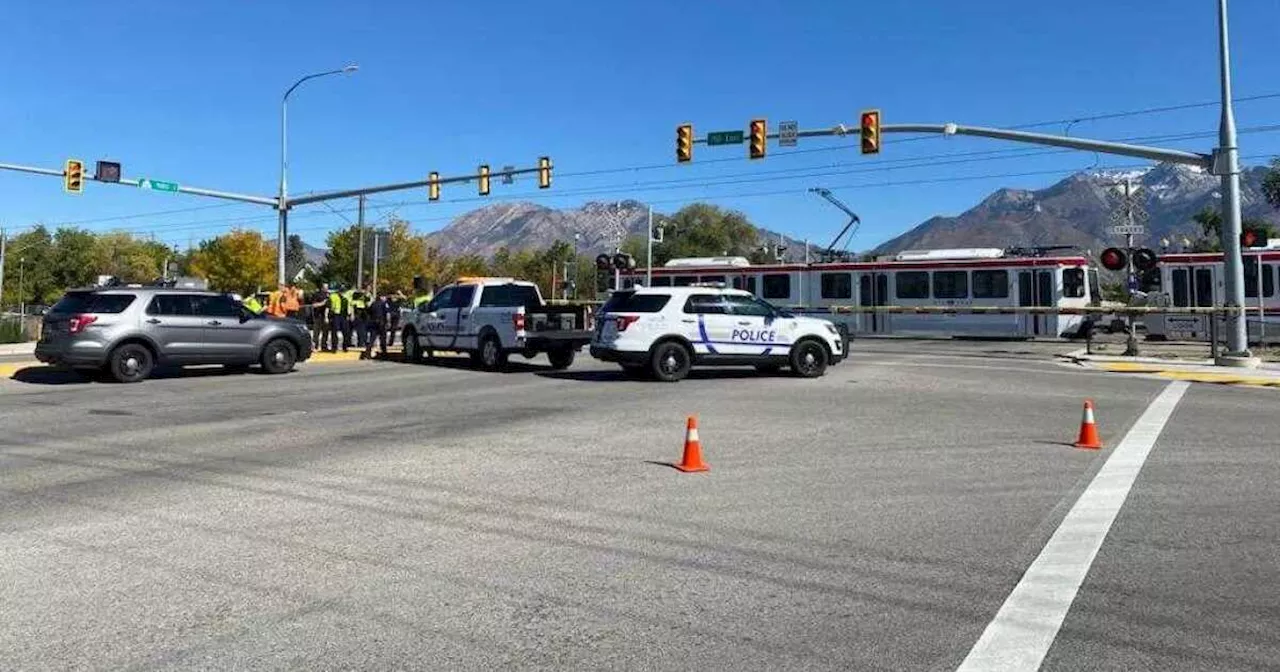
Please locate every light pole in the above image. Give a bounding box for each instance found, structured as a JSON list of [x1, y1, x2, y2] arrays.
[[646, 206, 664, 286], [18, 256, 25, 320], [1214, 0, 1251, 363], [278, 64, 358, 285]]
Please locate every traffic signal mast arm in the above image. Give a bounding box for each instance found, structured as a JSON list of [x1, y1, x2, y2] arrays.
[[289, 163, 546, 207], [0, 159, 277, 206]]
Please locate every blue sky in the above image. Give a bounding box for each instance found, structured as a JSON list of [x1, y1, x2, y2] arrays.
[[2, 0, 1279, 251]]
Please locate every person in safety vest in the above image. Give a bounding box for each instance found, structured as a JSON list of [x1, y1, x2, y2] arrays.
[[282, 285, 302, 318], [329, 284, 352, 352], [351, 288, 370, 349], [265, 284, 288, 318], [240, 292, 264, 314]]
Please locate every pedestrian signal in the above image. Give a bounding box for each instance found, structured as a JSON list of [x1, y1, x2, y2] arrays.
[[860, 109, 881, 155], [749, 119, 767, 160], [677, 124, 693, 163], [64, 159, 84, 194]]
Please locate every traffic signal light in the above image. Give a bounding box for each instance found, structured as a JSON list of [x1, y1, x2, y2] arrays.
[[1100, 247, 1128, 271], [1240, 227, 1262, 248], [749, 118, 767, 160], [595, 254, 613, 271], [478, 165, 490, 196], [1131, 248, 1158, 272], [538, 156, 552, 189], [64, 159, 84, 194], [428, 172, 440, 201], [860, 109, 881, 155], [612, 253, 636, 270], [676, 123, 693, 163]]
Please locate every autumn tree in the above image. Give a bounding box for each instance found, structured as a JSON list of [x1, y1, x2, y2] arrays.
[[189, 229, 276, 294]]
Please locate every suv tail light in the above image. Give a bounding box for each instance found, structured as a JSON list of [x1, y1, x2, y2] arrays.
[[615, 315, 640, 332], [68, 314, 98, 334], [512, 312, 526, 332]]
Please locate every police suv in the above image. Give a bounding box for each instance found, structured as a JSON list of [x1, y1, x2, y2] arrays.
[[590, 285, 846, 382]]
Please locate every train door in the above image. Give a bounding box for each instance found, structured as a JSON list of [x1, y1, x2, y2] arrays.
[[858, 273, 889, 334], [1018, 270, 1053, 336]]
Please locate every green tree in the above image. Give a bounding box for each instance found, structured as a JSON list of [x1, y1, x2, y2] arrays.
[[93, 232, 169, 282], [1191, 207, 1222, 252], [189, 229, 276, 294], [1262, 157, 1280, 211], [50, 227, 100, 290], [3, 226, 57, 308], [285, 234, 308, 283], [318, 226, 361, 288], [635, 203, 763, 266]]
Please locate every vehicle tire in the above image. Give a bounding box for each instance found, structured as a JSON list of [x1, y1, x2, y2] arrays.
[[260, 339, 297, 375], [108, 343, 154, 383], [479, 334, 508, 371], [754, 363, 782, 375], [547, 347, 575, 370], [789, 339, 828, 378], [403, 329, 422, 363], [650, 341, 692, 382]]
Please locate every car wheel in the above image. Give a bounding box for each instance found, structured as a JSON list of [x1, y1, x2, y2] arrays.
[[789, 340, 828, 378], [754, 363, 782, 375], [108, 343, 154, 383], [547, 347, 575, 370], [261, 339, 297, 375], [403, 329, 421, 363], [479, 335, 507, 371], [650, 341, 692, 382]]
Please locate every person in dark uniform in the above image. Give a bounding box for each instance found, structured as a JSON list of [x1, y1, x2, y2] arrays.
[[310, 283, 332, 352], [388, 291, 405, 347], [362, 293, 392, 359]]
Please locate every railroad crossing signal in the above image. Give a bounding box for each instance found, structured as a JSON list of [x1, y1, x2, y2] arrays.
[[1241, 227, 1262, 248], [538, 156, 552, 189], [1132, 248, 1158, 272], [1100, 247, 1128, 271], [860, 110, 881, 155], [749, 118, 767, 160], [676, 123, 693, 163], [478, 165, 490, 196], [64, 159, 84, 194], [428, 172, 440, 201]]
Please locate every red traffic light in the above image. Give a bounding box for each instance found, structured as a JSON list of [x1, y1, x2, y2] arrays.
[[1100, 247, 1128, 271], [1241, 228, 1261, 248], [1131, 248, 1158, 272]]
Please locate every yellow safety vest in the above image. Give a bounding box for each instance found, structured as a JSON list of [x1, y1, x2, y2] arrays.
[[414, 293, 433, 307], [242, 296, 263, 313]]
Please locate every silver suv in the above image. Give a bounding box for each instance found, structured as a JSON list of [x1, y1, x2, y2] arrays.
[[35, 286, 313, 383]]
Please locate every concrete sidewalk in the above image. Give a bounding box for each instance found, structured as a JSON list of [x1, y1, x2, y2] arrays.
[[0, 342, 36, 356], [1061, 348, 1280, 388]]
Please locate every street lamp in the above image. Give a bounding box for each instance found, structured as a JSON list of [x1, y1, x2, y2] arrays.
[[278, 64, 359, 284]]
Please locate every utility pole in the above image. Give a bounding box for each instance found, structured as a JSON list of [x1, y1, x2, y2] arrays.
[[0, 229, 6, 311], [371, 228, 380, 295], [1121, 180, 1141, 357], [1215, 0, 1251, 363], [355, 194, 366, 289]]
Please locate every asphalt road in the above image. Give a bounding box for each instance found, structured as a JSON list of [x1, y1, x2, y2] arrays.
[[1, 343, 1276, 671]]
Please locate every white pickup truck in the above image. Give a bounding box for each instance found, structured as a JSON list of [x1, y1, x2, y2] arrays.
[[400, 277, 594, 370]]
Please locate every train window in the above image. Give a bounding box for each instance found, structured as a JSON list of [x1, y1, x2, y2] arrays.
[[820, 272, 852, 299], [1171, 269, 1190, 307], [1194, 268, 1214, 307], [896, 271, 929, 299], [932, 271, 968, 299], [972, 270, 1009, 299], [650, 276, 672, 287], [762, 274, 791, 300], [673, 276, 696, 287], [1244, 260, 1275, 298], [1062, 268, 1086, 298]]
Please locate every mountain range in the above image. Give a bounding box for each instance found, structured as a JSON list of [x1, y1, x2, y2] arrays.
[[303, 163, 1278, 263], [871, 163, 1279, 255]]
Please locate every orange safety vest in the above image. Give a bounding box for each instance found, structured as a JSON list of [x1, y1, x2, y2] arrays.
[[282, 287, 301, 313], [266, 291, 287, 317]]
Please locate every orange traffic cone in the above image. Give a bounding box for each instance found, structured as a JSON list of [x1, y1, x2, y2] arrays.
[[1074, 400, 1103, 450], [674, 415, 710, 472]]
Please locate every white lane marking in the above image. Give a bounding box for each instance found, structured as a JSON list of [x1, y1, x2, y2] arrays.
[[956, 380, 1190, 672]]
